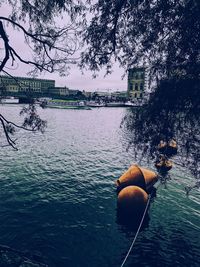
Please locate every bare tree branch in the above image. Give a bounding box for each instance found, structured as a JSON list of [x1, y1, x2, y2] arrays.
[[0, 21, 10, 72], [0, 14, 82, 75], [0, 114, 38, 132], [0, 116, 18, 150]]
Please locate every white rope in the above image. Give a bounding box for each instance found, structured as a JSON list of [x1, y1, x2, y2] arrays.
[[120, 193, 152, 267]]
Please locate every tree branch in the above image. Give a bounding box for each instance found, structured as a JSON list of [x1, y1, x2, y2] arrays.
[[0, 21, 10, 72], [0, 116, 18, 150], [0, 15, 81, 74], [0, 114, 38, 132]]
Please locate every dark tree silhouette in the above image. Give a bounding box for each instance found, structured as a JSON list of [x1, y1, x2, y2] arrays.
[[0, 0, 85, 149], [82, 0, 200, 81], [121, 77, 200, 190], [80, 0, 200, 185], [0, 0, 85, 75]]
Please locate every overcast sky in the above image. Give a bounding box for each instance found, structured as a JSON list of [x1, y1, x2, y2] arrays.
[[1, 3, 128, 92], [10, 63, 128, 92]]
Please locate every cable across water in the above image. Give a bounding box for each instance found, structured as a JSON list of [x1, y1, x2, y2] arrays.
[[120, 192, 152, 267]]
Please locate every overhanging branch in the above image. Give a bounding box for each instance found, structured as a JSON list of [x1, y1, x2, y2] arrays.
[[0, 21, 10, 72], [0, 15, 81, 74]]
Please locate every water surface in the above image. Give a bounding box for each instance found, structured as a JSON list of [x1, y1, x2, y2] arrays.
[[0, 105, 199, 267]]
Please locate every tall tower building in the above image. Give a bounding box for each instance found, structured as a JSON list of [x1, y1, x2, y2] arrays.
[[127, 67, 147, 100]]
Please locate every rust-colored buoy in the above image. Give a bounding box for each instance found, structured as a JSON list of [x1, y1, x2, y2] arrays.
[[157, 139, 178, 156], [168, 139, 177, 149], [115, 165, 146, 191], [139, 166, 158, 190], [115, 164, 158, 192], [117, 186, 148, 216], [157, 140, 167, 153], [167, 139, 178, 156], [155, 155, 173, 172]]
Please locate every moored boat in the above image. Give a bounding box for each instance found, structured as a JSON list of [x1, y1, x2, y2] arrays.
[[125, 101, 139, 107], [46, 100, 91, 110], [87, 101, 105, 107], [125, 100, 144, 107], [106, 102, 125, 107], [0, 97, 19, 104]]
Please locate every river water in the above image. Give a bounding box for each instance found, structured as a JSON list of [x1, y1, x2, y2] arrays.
[[0, 105, 199, 267]]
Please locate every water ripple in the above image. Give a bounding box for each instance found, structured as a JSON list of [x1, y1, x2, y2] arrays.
[[0, 106, 199, 267]]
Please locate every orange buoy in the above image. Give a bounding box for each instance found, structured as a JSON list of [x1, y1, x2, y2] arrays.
[[139, 166, 158, 190], [115, 165, 146, 191], [167, 139, 178, 156], [155, 155, 173, 172], [155, 161, 172, 172], [157, 139, 178, 156], [157, 140, 167, 153], [117, 186, 148, 216], [168, 139, 177, 149], [115, 164, 158, 192]]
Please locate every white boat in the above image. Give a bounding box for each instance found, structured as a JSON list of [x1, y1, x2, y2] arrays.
[[106, 102, 125, 107], [125, 101, 139, 107], [46, 100, 91, 110], [87, 101, 105, 107], [0, 97, 19, 104], [124, 100, 144, 107]]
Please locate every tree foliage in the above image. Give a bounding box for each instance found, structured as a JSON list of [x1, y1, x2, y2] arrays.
[[0, 0, 85, 75], [0, 0, 86, 149], [121, 77, 200, 182], [81, 0, 200, 184], [0, 104, 47, 150], [82, 0, 200, 80], [1, 0, 199, 79]]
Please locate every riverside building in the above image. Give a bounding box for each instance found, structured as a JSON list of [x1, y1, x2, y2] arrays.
[[0, 75, 55, 95], [127, 67, 147, 100]]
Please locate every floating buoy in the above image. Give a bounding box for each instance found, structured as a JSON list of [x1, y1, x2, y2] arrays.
[[155, 155, 173, 172], [117, 186, 148, 216], [157, 140, 167, 153], [115, 164, 158, 192], [115, 165, 146, 191], [157, 139, 178, 156], [167, 139, 178, 156], [155, 160, 172, 172], [139, 166, 158, 190]]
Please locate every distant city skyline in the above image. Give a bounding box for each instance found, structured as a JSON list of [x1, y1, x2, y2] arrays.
[[6, 63, 128, 92]]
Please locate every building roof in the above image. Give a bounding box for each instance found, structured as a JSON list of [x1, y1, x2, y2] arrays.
[[0, 75, 55, 82]]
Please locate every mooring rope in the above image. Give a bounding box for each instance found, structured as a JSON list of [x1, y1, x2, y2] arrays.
[[120, 192, 152, 267]]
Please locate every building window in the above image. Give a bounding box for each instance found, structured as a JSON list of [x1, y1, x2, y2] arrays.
[[135, 93, 137, 98], [135, 83, 138, 90], [140, 93, 143, 98], [140, 83, 144, 91], [130, 84, 133, 90]]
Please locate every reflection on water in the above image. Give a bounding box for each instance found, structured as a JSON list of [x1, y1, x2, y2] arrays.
[[0, 105, 199, 267], [116, 204, 150, 232]]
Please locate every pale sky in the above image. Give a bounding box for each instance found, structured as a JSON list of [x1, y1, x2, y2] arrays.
[[0, 3, 128, 92], [9, 63, 128, 92]]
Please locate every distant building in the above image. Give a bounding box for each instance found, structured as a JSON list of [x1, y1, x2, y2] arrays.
[[68, 89, 80, 96], [82, 90, 92, 99], [49, 86, 69, 96], [127, 67, 147, 100], [111, 91, 127, 101], [0, 75, 55, 95], [95, 91, 111, 97], [92, 91, 111, 100]]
